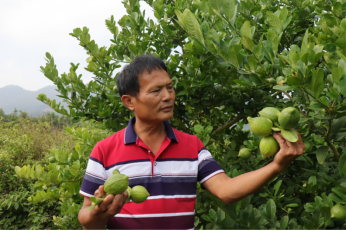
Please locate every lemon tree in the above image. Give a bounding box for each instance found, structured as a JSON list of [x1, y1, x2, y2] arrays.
[[11, 0, 346, 229]]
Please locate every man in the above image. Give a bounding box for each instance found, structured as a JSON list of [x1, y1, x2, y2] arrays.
[[78, 55, 305, 229]]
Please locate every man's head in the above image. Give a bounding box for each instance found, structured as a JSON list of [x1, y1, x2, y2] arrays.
[[116, 55, 175, 123]]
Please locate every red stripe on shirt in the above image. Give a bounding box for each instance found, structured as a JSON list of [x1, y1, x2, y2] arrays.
[[119, 197, 196, 215]]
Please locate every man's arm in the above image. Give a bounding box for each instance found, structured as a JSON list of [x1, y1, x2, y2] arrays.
[[78, 186, 128, 230], [202, 131, 305, 205]]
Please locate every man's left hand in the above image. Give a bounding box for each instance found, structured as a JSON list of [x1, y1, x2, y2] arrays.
[[272, 129, 306, 172]]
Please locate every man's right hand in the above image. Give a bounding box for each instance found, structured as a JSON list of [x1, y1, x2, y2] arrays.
[[78, 185, 128, 230]]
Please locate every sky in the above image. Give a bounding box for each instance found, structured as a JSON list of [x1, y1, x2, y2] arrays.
[[0, 0, 154, 91]]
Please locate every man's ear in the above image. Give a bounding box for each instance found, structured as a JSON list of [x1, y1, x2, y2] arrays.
[[121, 95, 135, 111]]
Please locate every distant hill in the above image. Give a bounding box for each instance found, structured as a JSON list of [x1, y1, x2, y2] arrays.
[[0, 85, 68, 116]]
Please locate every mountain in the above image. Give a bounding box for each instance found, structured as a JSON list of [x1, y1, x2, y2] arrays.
[[0, 85, 68, 116]]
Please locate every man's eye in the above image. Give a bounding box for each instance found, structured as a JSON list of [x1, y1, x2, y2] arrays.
[[152, 89, 160, 92]]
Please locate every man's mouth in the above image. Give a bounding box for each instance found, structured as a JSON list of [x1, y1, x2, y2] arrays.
[[160, 105, 173, 111]]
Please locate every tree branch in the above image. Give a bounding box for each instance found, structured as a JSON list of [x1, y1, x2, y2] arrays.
[[213, 115, 247, 135], [325, 138, 341, 160]]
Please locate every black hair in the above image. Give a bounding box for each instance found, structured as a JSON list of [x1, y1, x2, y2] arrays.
[[116, 54, 168, 97]]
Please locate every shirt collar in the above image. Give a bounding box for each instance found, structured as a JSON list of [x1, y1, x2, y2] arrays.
[[124, 117, 178, 144]]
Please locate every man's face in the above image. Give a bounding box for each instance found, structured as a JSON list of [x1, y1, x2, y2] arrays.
[[132, 68, 175, 123]]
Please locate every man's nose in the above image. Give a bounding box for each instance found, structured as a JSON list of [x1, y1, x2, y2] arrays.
[[162, 88, 173, 102]]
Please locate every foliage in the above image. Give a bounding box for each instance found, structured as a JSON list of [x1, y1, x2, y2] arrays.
[[13, 120, 112, 229], [0, 108, 76, 128], [13, 0, 346, 229], [0, 118, 75, 194], [0, 118, 79, 229], [0, 190, 59, 230]]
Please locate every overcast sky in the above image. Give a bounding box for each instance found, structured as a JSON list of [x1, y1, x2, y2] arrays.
[[0, 0, 154, 91]]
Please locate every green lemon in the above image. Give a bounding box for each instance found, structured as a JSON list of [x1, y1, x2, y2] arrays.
[[260, 136, 279, 158], [266, 78, 277, 84], [303, 141, 313, 153], [331, 204, 346, 220], [104, 174, 129, 195], [278, 107, 300, 130], [131, 186, 150, 203], [48, 156, 56, 163], [238, 148, 252, 159], [247, 117, 273, 137], [259, 107, 281, 122], [276, 76, 285, 83]]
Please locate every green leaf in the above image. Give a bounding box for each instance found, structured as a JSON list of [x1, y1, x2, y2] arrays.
[[272, 127, 281, 131], [30, 165, 35, 179], [338, 55, 346, 72], [329, 193, 344, 203], [194, 124, 204, 134], [175, 9, 205, 46], [202, 214, 213, 223], [320, 17, 332, 35], [338, 76, 346, 96], [301, 30, 309, 56], [241, 21, 252, 39], [280, 216, 289, 230], [15, 166, 21, 176], [287, 77, 303, 86], [273, 85, 297, 91], [316, 146, 329, 164], [307, 175, 317, 192], [273, 180, 282, 197], [176, 90, 187, 96], [13, 202, 19, 210], [255, 34, 264, 58], [332, 66, 344, 84], [296, 60, 306, 76], [282, 15, 292, 30], [266, 199, 276, 220], [247, 56, 258, 72], [309, 68, 324, 97], [268, 15, 281, 31], [90, 197, 97, 203], [203, 136, 211, 146], [339, 153, 346, 179], [336, 32, 346, 49], [228, 45, 243, 67], [222, 0, 236, 22], [19, 165, 27, 178], [341, 18, 346, 31], [70, 168, 78, 177], [268, 29, 280, 55], [128, 44, 137, 55], [281, 129, 299, 142], [286, 203, 299, 207], [209, 0, 223, 14], [241, 36, 254, 51], [331, 188, 346, 201], [59, 150, 69, 163], [87, 203, 96, 211], [203, 125, 213, 136], [35, 164, 43, 179]]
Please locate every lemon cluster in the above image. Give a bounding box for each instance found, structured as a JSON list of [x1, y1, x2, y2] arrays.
[[246, 107, 300, 158]]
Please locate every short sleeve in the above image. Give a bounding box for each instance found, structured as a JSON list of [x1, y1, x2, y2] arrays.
[[79, 143, 108, 198], [197, 138, 225, 184]]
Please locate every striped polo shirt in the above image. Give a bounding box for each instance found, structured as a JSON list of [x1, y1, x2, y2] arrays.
[[80, 117, 224, 229]]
